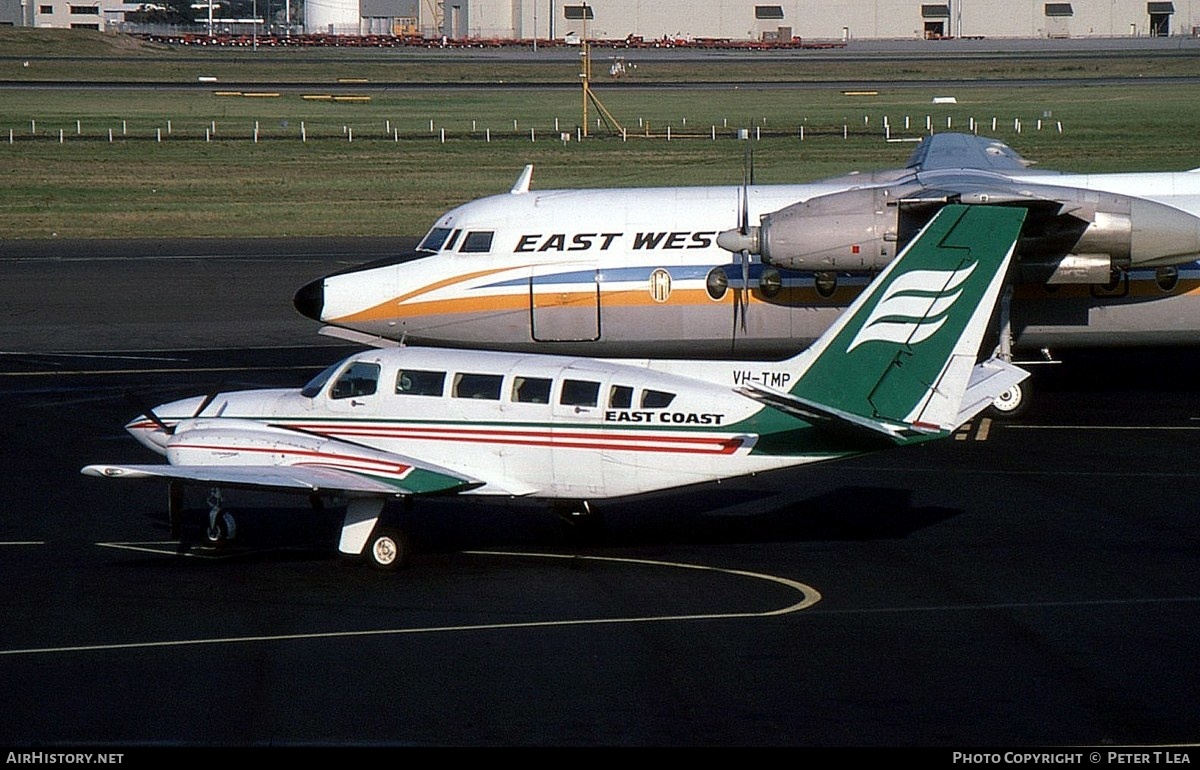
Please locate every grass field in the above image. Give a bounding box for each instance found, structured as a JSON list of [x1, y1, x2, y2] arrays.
[[2, 28, 1200, 239]]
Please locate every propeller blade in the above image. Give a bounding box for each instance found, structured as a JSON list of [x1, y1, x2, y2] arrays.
[[739, 249, 750, 332], [125, 390, 172, 434], [192, 386, 223, 419]]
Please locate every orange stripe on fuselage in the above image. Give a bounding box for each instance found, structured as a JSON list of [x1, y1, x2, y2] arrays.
[[333, 272, 1200, 325], [332, 282, 858, 324], [334, 266, 531, 323]]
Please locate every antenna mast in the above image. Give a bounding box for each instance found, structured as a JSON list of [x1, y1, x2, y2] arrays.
[[579, 3, 624, 138]]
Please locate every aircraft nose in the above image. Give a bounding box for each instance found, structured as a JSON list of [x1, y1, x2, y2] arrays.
[[293, 278, 325, 322]]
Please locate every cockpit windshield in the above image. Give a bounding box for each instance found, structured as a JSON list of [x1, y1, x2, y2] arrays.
[[300, 360, 345, 398], [417, 227, 453, 252]]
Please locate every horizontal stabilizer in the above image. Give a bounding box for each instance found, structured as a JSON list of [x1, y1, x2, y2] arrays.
[[955, 357, 1029, 425], [734, 384, 928, 442]]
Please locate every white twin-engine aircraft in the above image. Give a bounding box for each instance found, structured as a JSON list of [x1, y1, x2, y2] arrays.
[[85, 205, 1028, 570], [293, 133, 1200, 416]]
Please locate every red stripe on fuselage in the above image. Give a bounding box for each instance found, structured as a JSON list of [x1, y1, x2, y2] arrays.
[[284, 422, 746, 455]]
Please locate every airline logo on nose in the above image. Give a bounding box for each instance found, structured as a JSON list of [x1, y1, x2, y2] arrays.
[[846, 263, 977, 352]]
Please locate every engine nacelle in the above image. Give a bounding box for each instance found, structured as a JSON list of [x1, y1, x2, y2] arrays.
[[756, 187, 903, 271], [721, 177, 1200, 277]]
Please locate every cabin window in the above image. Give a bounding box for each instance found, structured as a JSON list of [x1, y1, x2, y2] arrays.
[[641, 389, 676, 409], [560, 379, 600, 407], [512, 376, 552, 403], [460, 231, 494, 253], [453, 372, 503, 400], [417, 227, 452, 252], [396, 369, 446, 396], [331, 362, 380, 400], [609, 385, 633, 409], [755, 5, 784, 19]]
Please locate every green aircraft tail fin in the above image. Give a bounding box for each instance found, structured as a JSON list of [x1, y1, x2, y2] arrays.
[[784, 204, 1027, 434]]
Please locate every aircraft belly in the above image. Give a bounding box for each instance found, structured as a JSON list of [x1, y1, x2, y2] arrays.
[[1015, 291, 1200, 348]]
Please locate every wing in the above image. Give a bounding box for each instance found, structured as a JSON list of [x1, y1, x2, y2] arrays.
[[81, 418, 493, 497], [81, 463, 470, 496], [906, 133, 1036, 173]]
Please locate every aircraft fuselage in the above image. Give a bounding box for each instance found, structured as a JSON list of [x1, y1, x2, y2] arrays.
[[295, 166, 1200, 360]]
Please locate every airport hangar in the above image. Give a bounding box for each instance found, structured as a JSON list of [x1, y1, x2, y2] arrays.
[[2, 1, 1196, 43]]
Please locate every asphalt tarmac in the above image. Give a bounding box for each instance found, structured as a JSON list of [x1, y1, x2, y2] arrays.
[[1, 239, 1199, 750]]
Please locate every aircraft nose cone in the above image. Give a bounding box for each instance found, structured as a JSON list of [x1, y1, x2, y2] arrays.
[[293, 278, 325, 322]]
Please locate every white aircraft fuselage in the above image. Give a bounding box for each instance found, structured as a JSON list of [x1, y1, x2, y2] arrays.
[[86, 205, 1031, 568], [294, 135, 1200, 360]]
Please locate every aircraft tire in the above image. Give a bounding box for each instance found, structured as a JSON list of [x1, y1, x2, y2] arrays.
[[986, 381, 1031, 420], [206, 511, 236, 547], [365, 527, 411, 571]]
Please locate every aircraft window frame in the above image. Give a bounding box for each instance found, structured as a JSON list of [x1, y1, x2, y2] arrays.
[[330, 361, 381, 400], [560, 379, 601, 408], [512, 376, 552, 404], [442, 229, 462, 252], [460, 231, 494, 254], [641, 389, 676, 409], [417, 227, 453, 253], [609, 384, 634, 409], [452, 372, 504, 400], [396, 369, 446, 397]]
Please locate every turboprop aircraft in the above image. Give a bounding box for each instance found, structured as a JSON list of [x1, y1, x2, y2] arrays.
[[292, 133, 1200, 417], [85, 204, 1026, 570]]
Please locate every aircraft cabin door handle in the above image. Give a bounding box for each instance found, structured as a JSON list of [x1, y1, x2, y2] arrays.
[[351, 399, 366, 407]]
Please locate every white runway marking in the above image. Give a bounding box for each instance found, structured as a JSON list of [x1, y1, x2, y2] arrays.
[[0, 550, 822, 658], [0, 365, 319, 377], [1008, 425, 1200, 431]]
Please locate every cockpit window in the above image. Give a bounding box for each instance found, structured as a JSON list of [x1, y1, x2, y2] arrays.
[[417, 227, 453, 252], [460, 231, 494, 253], [396, 369, 445, 396], [301, 360, 343, 398], [330, 362, 381, 400]]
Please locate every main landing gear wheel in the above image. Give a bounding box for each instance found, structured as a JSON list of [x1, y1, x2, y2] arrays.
[[365, 527, 411, 571], [203, 489, 237, 546], [206, 510, 237, 546], [987, 381, 1031, 420]]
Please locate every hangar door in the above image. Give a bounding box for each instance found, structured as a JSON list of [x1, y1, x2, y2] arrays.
[[1045, 3, 1073, 37], [921, 4, 950, 38], [1148, 2, 1174, 36]]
